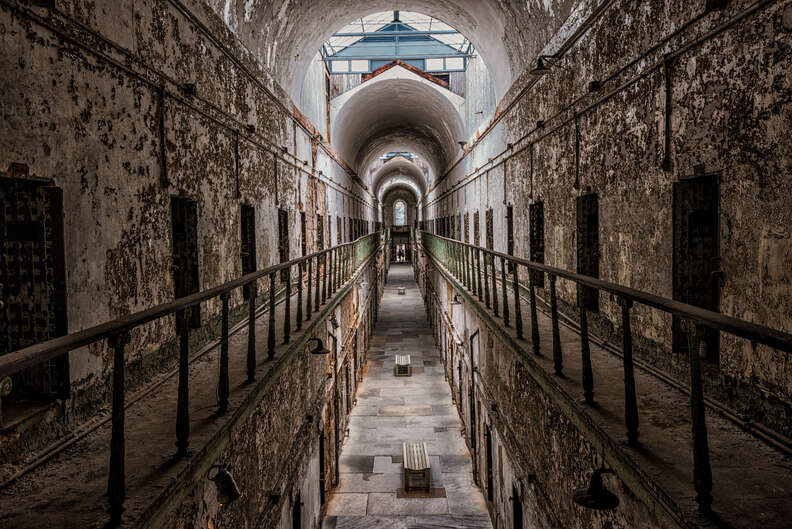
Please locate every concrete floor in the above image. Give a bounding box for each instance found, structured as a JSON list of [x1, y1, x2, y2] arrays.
[[323, 263, 492, 529]]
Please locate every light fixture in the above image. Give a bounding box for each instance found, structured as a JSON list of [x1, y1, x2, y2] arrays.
[[246, 124, 256, 134], [457, 141, 467, 150], [530, 57, 552, 76], [209, 464, 242, 506], [307, 337, 330, 355], [451, 294, 463, 305], [588, 80, 601, 92], [182, 82, 197, 96], [573, 468, 619, 510]]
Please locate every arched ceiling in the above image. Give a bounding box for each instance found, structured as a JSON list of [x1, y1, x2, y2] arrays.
[[371, 158, 427, 198], [332, 78, 464, 182], [380, 180, 421, 204], [212, 0, 576, 102]]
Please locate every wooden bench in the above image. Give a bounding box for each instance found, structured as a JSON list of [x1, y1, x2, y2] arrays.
[[394, 354, 411, 376], [403, 442, 431, 491]]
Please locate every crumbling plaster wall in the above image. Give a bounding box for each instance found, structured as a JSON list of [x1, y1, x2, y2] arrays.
[[0, 0, 374, 447], [157, 258, 384, 529], [427, 0, 792, 432], [418, 262, 662, 529]]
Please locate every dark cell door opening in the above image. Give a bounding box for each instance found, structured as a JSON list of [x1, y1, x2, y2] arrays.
[[317, 214, 324, 251], [576, 193, 599, 311], [473, 211, 480, 246], [291, 492, 302, 529], [0, 178, 69, 414], [486, 208, 494, 250], [241, 204, 256, 299], [278, 208, 289, 281], [529, 202, 545, 287], [337, 216, 342, 245], [319, 431, 327, 505], [673, 175, 720, 363], [464, 212, 470, 243], [171, 196, 200, 328], [300, 211, 307, 257], [469, 331, 479, 483], [506, 205, 514, 257], [485, 423, 494, 501], [512, 484, 524, 529]]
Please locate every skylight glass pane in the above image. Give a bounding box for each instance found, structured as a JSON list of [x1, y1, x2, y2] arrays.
[[331, 61, 350, 73], [426, 58, 444, 71], [446, 57, 464, 70], [350, 60, 369, 72]]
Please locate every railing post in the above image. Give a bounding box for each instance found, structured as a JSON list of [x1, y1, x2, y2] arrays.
[[483, 250, 491, 308], [247, 282, 256, 381], [283, 264, 291, 344], [529, 270, 540, 355], [322, 251, 328, 304], [501, 257, 509, 327], [329, 249, 335, 293], [684, 321, 714, 513], [219, 293, 230, 412], [306, 257, 313, 320], [512, 262, 524, 340], [466, 245, 472, 291], [549, 275, 563, 376], [476, 248, 483, 302], [578, 286, 594, 405], [315, 253, 321, 312], [490, 253, 498, 317], [107, 330, 130, 527], [296, 262, 303, 331], [176, 309, 190, 458], [619, 297, 640, 446], [268, 272, 276, 360]]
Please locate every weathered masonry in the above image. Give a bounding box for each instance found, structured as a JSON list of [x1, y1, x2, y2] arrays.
[[1, 1, 791, 528]]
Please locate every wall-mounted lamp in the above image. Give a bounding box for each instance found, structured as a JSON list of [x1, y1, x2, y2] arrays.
[[536, 120, 545, 129], [182, 82, 197, 96], [451, 294, 463, 305], [281, 146, 289, 154], [573, 468, 619, 510], [246, 124, 256, 134], [306, 337, 330, 355], [329, 313, 340, 330], [530, 56, 570, 76], [208, 464, 242, 506], [588, 80, 601, 93], [491, 403, 499, 413], [457, 141, 467, 150]]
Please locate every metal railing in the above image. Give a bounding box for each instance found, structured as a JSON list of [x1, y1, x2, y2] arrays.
[[0, 230, 384, 525], [419, 230, 792, 514]]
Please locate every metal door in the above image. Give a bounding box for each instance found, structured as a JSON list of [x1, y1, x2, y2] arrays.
[[576, 193, 599, 311], [673, 175, 720, 362], [0, 178, 69, 403], [171, 196, 200, 328]]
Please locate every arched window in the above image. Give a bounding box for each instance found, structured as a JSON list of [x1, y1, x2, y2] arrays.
[[393, 200, 407, 226]]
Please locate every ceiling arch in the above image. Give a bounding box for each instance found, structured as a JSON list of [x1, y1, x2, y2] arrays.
[[331, 77, 465, 181], [371, 158, 428, 197], [213, 0, 576, 102]]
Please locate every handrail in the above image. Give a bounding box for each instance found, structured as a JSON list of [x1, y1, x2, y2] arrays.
[[0, 232, 383, 379], [420, 232, 792, 353], [417, 229, 791, 516], [0, 229, 385, 527]]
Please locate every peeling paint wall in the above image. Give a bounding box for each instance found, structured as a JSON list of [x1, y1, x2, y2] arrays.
[[0, 0, 375, 461], [426, 0, 792, 436]]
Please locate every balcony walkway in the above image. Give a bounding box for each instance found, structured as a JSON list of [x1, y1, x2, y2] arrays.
[[323, 263, 491, 529]]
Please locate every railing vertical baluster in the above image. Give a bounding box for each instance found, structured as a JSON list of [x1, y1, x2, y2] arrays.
[[685, 321, 713, 513], [296, 262, 303, 331], [176, 310, 190, 458], [306, 257, 313, 320], [529, 270, 541, 355], [490, 253, 498, 316], [322, 251, 328, 303], [107, 330, 130, 527], [219, 293, 230, 412], [247, 282, 256, 381], [619, 297, 639, 446], [483, 250, 491, 309], [283, 264, 291, 344], [578, 287, 594, 405], [466, 246, 472, 291], [328, 249, 334, 293], [268, 272, 276, 360], [476, 248, 483, 301], [549, 275, 563, 376], [512, 263, 524, 340], [315, 253, 321, 312], [501, 257, 509, 327]]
